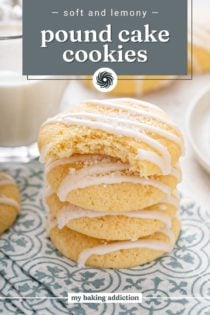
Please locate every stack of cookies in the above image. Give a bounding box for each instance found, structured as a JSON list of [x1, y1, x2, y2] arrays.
[[38, 98, 183, 268]]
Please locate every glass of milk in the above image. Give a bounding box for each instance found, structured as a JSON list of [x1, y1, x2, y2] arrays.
[[0, 22, 69, 162]]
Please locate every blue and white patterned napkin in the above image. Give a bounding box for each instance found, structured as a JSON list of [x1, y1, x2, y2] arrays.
[[0, 161, 209, 315]]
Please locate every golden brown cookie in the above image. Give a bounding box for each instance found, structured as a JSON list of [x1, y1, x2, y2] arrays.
[[38, 98, 184, 177], [0, 172, 20, 235], [46, 192, 179, 241], [49, 217, 180, 269], [44, 155, 181, 211]]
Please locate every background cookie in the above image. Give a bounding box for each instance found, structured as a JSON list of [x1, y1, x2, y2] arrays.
[[189, 10, 210, 73], [49, 217, 180, 269], [0, 172, 20, 235]]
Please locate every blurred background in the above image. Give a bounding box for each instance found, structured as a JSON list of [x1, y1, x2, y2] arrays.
[[0, 0, 209, 211]]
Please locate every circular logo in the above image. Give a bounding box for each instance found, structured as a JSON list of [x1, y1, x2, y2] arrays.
[[93, 68, 118, 93]]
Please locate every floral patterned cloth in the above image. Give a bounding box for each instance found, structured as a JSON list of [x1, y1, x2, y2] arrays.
[[0, 161, 209, 315]]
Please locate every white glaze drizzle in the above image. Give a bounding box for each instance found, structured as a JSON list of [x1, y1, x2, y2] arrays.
[[170, 167, 182, 182], [67, 112, 183, 147], [138, 149, 168, 174], [39, 143, 53, 163], [45, 153, 179, 183], [65, 162, 129, 179], [45, 216, 57, 235], [41, 116, 162, 171], [0, 195, 20, 212], [78, 238, 173, 267], [41, 98, 184, 175], [161, 227, 176, 244], [162, 194, 179, 208], [86, 98, 180, 131], [45, 115, 172, 174], [58, 173, 171, 201], [114, 98, 164, 111], [45, 155, 104, 174], [45, 215, 175, 267], [56, 204, 172, 229]]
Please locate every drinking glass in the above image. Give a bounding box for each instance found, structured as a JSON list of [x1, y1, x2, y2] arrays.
[[0, 19, 68, 162]]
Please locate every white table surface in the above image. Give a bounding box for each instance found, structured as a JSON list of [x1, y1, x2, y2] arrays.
[[61, 74, 210, 212]]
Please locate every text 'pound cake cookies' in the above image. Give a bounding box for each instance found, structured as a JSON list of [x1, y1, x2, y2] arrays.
[[38, 98, 183, 269], [0, 172, 20, 235]]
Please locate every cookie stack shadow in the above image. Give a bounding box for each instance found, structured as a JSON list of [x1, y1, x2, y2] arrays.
[[38, 98, 184, 268]]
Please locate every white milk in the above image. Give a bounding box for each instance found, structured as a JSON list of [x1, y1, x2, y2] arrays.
[[0, 22, 69, 148], [0, 71, 68, 146]]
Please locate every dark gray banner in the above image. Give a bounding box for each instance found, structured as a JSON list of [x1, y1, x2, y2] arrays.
[[23, 0, 188, 76]]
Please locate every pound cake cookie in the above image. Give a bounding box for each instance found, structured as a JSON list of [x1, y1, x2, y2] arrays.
[[0, 172, 20, 235], [39, 98, 183, 268], [84, 75, 174, 97], [49, 217, 180, 269], [39, 98, 184, 177], [46, 191, 179, 241], [45, 155, 181, 212]]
